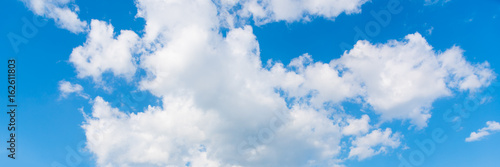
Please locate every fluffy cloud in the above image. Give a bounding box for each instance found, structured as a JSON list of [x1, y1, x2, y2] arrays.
[[227, 0, 369, 24], [67, 0, 495, 166], [334, 33, 494, 129], [80, 0, 350, 166], [83, 96, 220, 166], [342, 115, 371, 136], [83, 97, 345, 166], [348, 128, 401, 160], [269, 53, 362, 108], [465, 121, 500, 142], [58, 80, 88, 99], [269, 33, 494, 130], [21, 0, 87, 33], [80, 29, 495, 166], [69, 20, 139, 82], [438, 47, 494, 91]]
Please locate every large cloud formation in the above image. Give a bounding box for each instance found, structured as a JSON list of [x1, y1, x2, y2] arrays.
[[25, 0, 495, 166]]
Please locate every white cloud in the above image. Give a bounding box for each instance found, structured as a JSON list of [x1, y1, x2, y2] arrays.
[[81, 0, 349, 166], [348, 128, 401, 160], [232, 0, 369, 25], [274, 53, 363, 107], [80, 28, 495, 166], [342, 115, 371, 136], [83, 96, 221, 166], [427, 26, 434, 35], [69, 20, 139, 83], [334, 33, 494, 129], [21, 0, 87, 33], [83, 96, 345, 166], [135, 0, 219, 44], [72, 0, 496, 166], [58, 80, 88, 99], [466, 121, 500, 142], [268, 33, 494, 130], [438, 47, 494, 91], [424, 0, 451, 6]]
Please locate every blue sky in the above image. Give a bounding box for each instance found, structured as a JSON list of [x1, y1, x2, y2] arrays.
[[1, 0, 500, 166]]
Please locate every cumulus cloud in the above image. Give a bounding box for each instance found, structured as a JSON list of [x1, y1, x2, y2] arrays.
[[342, 115, 371, 136], [269, 53, 363, 108], [21, 0, 87, 33], [226, 0, 369, 25], [69, 0, 495, 166], [333, 33, 494, 129], [465, 121, 500, 142], [69, 19, 139, 82], [83, 96, 220, 166], [81, 29, 495, 166], [80, 0, 349, 166], [348, 128, 401, 160], [58, 80, 88, 99], [83, 96, 345, 166], [268, 33, 494, 130]]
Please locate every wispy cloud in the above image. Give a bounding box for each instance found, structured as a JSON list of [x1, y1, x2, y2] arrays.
[[466, 121, 500, 142], [21, 0, 87, 33], [58, 80, 88, 99]]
